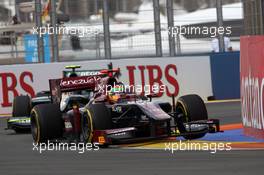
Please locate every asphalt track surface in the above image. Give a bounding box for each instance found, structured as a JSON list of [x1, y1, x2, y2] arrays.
[[0, 101, 264, 175]]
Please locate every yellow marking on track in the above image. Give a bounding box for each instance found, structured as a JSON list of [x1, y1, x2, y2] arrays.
[[121, 141, 167, 148], [122, 140, 264, 150], [206, 99, 241, 104], [0, 114, 11, 118], [122, 140, 218, 149]]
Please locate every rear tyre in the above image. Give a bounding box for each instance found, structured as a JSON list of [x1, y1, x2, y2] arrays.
[[175, 94, 208, 140], [87, 103, 112, 130], [12, 95, 31, 117], [80, 110, 94, 143], [86, 103, 112, 147], [30, 104, 63, 143]]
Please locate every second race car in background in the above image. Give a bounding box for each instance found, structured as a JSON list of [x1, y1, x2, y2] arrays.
[[6, 65, 101, 133]]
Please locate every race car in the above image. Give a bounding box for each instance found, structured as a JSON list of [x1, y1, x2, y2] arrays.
[[6, 92, 51, 133], [6, 65, 100, 133], [30, 65, 221, 145]]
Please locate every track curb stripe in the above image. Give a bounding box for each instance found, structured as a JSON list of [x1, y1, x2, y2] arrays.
[[220, 123, 243, 130]]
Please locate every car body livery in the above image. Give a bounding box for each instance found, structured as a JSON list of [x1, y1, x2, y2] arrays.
[[30, 66, 221, 146]]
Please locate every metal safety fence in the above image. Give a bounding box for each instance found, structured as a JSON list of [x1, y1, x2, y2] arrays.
[[0, 0, 243, 64]]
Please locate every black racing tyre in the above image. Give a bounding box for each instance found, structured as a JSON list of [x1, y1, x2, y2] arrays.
[[86, 103, 112, 130], [81, 110, 110, 147], [176, 94, 208, 122], [80, 110, 94, 143], [30, 104, 63, 143], [175, 94, 208, 140], [12, 95, 31, 117]]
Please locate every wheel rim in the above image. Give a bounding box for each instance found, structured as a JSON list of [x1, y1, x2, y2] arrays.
[[81, 110, 93, 143], [175, 101, 190, 133], [176, 102, 188, 123]]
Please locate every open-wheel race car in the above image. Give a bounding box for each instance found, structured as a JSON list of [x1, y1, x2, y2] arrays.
[[6, 65, 101, 133], [30, 64, 221, 146]]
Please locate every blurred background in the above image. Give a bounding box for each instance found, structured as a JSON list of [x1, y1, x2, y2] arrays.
[[0, 0, 260, 64]]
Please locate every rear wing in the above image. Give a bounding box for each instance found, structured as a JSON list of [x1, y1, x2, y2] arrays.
[[49, 67, 120, 104], [49, 76, 100, 104]]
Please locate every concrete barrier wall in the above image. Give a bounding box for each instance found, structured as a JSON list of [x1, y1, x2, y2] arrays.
[[0, 56, 213, 114], [241, 36, 264, 139]]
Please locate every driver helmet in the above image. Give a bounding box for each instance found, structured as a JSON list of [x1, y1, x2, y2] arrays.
[[107, 84, 125, 103]]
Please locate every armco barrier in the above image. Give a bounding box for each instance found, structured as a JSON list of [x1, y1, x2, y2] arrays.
[[210, 51, 240, 100], [0, 56, 213, 114], [241, 36, 264, 139]]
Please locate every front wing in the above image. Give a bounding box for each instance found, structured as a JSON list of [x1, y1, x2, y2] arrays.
[[6, 117, 31, 132], [91, 119, 221, 145]]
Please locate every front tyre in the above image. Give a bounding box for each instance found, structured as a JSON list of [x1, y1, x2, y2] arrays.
[[175, 94, 208, 140]]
